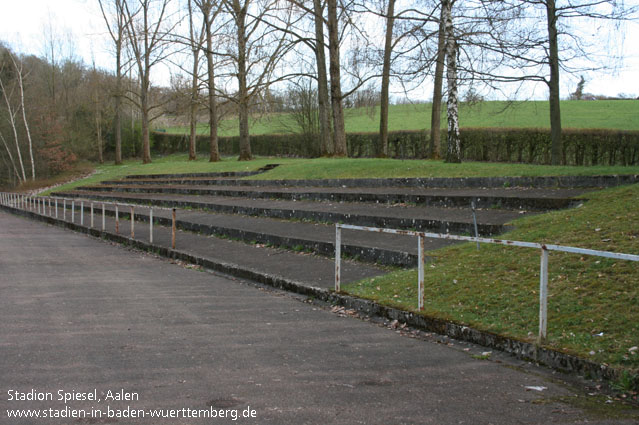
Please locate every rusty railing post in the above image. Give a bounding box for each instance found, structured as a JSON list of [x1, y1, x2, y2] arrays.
[[130, 206, 135, 239], [149, 207, 153, 244], [335, 225, 342, 292], [538, 247, 549, 345], [418, 234, 425, 310], [171, 208, 176, 249]]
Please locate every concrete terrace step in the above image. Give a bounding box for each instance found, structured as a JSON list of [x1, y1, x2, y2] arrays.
[[1, 203, 383, 289], [113, 174, 639, 189], [84, 183, 586, 210], [51, 200, 459, 267], [53, 190, 525, 235], [121, 163, 280, 180]]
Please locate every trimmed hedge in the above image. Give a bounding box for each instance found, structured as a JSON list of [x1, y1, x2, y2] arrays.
[[151, 128, 639, 165]]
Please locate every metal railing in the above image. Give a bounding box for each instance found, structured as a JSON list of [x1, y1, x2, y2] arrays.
[[334, 223, 639, 344], [0, 192, 178, 249]]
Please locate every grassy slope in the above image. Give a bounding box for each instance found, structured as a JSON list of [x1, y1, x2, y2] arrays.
[[165, 100, 639, 136], [45, 155, 639, 194], [344, 184, 639, 370]]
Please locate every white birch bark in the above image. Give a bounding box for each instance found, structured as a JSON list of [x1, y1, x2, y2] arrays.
[[10, 55, 35, 179], [0, 76, 27, 181], [444, 0, 461, 163]]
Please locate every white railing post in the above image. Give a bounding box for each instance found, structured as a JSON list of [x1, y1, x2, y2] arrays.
[[71, 200, 75, 223], [115, 205, 119, 234], [335, 225, 342, 292], [55, 199, 58, 218], [90, 203, 94, 228], [538, 247, 549, 345], [63, 199, 66, 220], [102, 203, 105, 231], [418, 234, 425, 310], [80, 201, 84, 225], [149, 208, 153, 244], [48, 198, 51, 216]]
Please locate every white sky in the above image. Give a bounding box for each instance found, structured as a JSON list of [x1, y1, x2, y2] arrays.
[[1, 0, 638, 100]]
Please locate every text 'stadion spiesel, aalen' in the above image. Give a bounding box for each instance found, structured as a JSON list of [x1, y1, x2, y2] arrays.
[[7, 389, 139, 403]]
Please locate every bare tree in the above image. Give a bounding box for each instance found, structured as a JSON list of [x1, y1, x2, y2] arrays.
[[326, 0, 347, 156], [312, 0, 333, 156], [98, 0, 129, 165], [0, 63, 28, 182], [185, 0, 207, 161], [429, 1, 446, 159], [123, 0, 175, 164], [378, 0, 396, 157], [9, 54, 36, 179], [220, 0, 294, 160], [192, 0, 224, 162]]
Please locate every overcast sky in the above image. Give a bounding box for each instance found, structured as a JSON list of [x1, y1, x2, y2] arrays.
[[1, 0, 638, 100]]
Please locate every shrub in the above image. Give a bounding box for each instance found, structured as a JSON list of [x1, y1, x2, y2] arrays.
[[150, 128, 639, 166]]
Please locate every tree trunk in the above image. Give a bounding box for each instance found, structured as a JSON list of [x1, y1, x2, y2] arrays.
[[327, 0, 347, 157], [429, 1, 446, 159], [444, 0, 461, 163], [235, 0, 252, 161], [0, 132, 22, 183], [313, 0, 332, 156], [141, 73, 152, 164], [141, 4, 152, 165], [204, 4, 220, 162], [114, 63, 123, 164], [0, 77, 27, 182], [188, 0, 199, 161], [114, 10, 123, 165], [189, 47, 199, 161], [546, 0, 562, 165], [96, 109, 104, 164], [378, 0, 395, 158]]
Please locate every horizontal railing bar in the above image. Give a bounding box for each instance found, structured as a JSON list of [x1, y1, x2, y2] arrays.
[[336, 223, 639, 262]]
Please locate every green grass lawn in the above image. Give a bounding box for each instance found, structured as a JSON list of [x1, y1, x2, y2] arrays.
[[343, 184, 639, 371], [165, 100, 639, 136]]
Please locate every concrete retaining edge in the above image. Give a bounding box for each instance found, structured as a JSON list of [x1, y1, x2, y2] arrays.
[[44, 203, 419, 267], [122, 174, 639, 189], [0, 203, 622, 386], [81, 184, 576, 211], [53, 192, 505, 236]]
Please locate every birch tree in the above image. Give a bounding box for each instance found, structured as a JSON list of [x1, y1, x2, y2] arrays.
[[443, 0, 460, 163]]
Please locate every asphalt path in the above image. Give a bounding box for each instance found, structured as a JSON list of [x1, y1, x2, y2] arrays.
[[1, 212, 636, 425]]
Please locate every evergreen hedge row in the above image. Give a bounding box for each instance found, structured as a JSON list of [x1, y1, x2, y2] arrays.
[[151, 127, 639, 165]]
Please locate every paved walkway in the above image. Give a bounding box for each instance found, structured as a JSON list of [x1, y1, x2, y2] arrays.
[[2, 211, 635, 424]]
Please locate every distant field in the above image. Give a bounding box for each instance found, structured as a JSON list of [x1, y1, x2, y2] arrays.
[[164, 100, 639, 136]]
